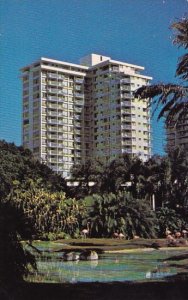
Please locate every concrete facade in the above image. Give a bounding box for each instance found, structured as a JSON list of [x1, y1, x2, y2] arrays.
[[166, 117, 188, 151], [21, 54, 152, 178]]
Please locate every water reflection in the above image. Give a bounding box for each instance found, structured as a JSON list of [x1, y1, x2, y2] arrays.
[[67, 260, 99, 282], [90, 260, 98, 269], [28, 246, 188, 283], [146, 262, 171, 279]]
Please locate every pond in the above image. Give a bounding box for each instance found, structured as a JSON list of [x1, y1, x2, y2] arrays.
[[27, 242, 188, 283]]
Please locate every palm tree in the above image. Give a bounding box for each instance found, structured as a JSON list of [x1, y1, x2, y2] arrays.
[[166, 147, 188, 211], [156, 206, 186, 237], [70, 158, 105, 198], [89, 192, 156, 239], [141, 148, 188, 212], [89, 193, 118, 237], [101, 153, 135, 193], [138, 155, 169, 207], [117, 192, 156, 239], [135, 17, 188, 125]]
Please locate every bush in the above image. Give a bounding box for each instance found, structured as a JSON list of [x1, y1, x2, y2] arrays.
[[0, 199, 36, 285], [9, 183, 87, 238], [89, 192, 156, 239], [156, 207, 187, 237]]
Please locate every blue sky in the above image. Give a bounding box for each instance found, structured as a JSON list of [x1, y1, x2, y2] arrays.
[[0, 0, 187, 154]]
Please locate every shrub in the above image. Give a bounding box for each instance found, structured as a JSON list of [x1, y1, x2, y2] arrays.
[[156, 207, 187, 237], [8, 183, 87, 238], [0, 199, 36, 285], [89, 192, 156, 239]]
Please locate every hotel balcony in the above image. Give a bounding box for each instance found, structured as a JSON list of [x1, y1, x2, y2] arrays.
[[122, 149, 132, 154], [58, 158, 65, 163], [51, 166, 64, 172], [47, 150, 58, 155], [96, 69, 110, 76], [74, 123, 81, 129], [121, 93, 132, 99], [121, 124, 136, 130], [75, 137, 82, 143], [48, 81, 59, 86], [121, 86, 131, 91], [121, 101, 131, 107], [48, 88, 64, 94], [74, 145, 82, 151], [122, 117, 132, 122], [48, 81, 64, 87], [121, 79, 131, 84], [47, 73, 59, 79], [48, 158, 59, 163], [47, 111, 58, 117], [121, 124, 132, 130], [47, 120, 63, 125], [74, 93, 84, 98], [47, 96, 58, 101], [74, 115, 81, 120], [75, 100, 84, 106], [75, 78, 84, 84], [48, 142, 63, 148], [47, 134, 63, 139], [122, 137, 132, 143], [121, 109, 131, 114], [74, 106, 83, 113], [122, 132, 132, 138], [47, 126, 59, 132], [47, 104, 59, 109]]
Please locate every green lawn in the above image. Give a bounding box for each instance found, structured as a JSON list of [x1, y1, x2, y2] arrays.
[[52, 238, 168, 252]]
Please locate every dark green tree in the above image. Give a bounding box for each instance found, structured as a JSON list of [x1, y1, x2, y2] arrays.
[[70, 158, 105, 198], [0, 140, 68, 199], [89, 192, 156, 239], [164, 147, 188, 211], [100, 154, 145, 196], [0, 198, 36, 285], [156, 207, 187, 237]]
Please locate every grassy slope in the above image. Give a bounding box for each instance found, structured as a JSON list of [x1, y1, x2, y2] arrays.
[[52, 238, 169, 252]]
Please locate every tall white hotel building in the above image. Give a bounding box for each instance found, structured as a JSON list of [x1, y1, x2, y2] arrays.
[[21, 54, 152, 178]]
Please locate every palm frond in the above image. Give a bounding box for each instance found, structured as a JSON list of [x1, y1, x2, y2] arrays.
[[166, 101, 188, 125], [176, 53, 188, 80], [134, 84, 188, 125], [134, 18, 188, 125], [171, 18, 188, 49]]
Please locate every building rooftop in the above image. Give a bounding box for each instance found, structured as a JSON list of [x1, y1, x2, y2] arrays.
[[21, 53, 152, 80]]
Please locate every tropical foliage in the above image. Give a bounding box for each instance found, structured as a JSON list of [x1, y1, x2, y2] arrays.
[[70, 158, 105, 197], [2, 17, 188, 286], [9, 180, 87, 239], [156, 207, 187, 237], [0, 198, 36, 284], [1, 136, 188, 287], [135, 17, 188, 125], [0, 140, 67, 198], [71, 149, 188, 213], [89, 193, 156, 239], [0, 140, 83, 286]]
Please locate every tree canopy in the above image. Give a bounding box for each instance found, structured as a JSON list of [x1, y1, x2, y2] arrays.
[[0, 140, 67, 198], [0, 139, 68, 286]]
